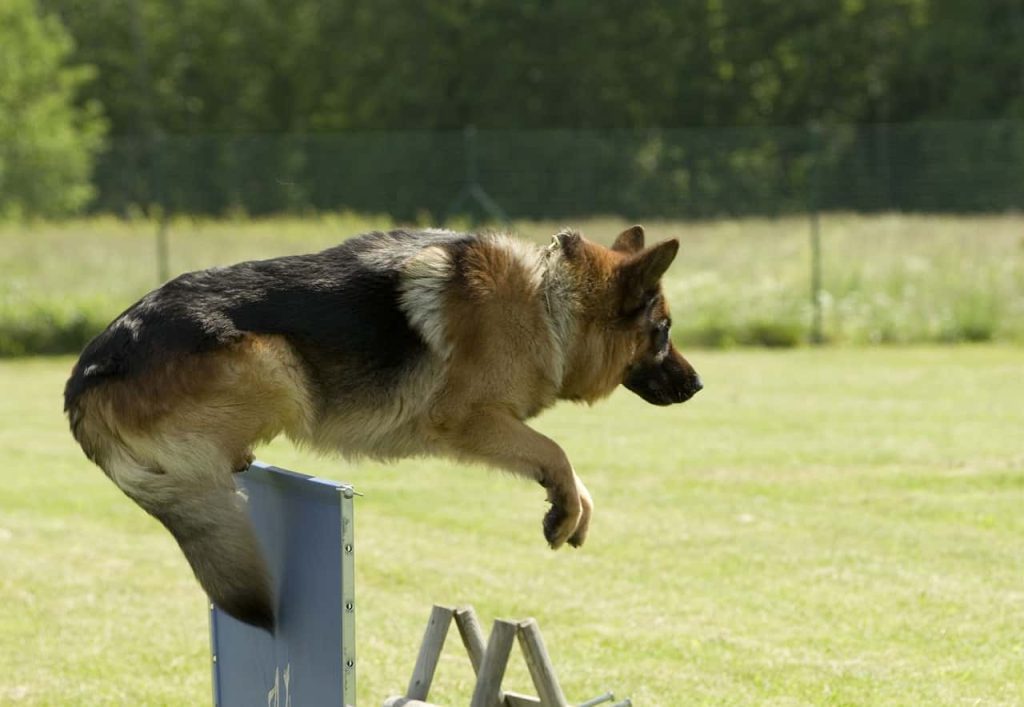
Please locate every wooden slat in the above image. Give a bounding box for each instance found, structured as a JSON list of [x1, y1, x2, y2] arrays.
[[504, 691, 543, 707], [516, 619, 568, 707], [454, 606, 487, 675], [469, 619, 518, 707], [405, 605, 454, 700]]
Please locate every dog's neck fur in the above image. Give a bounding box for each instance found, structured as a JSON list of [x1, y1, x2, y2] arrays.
[[541, 236, 636, 405], [541, 236, 631, 405], [538, 244, 578, 393]]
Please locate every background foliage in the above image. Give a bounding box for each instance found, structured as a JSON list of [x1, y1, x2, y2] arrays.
[[21, 0, 1024, 218], [41, 0, 1024, 131], [0, 0, 105, 218]]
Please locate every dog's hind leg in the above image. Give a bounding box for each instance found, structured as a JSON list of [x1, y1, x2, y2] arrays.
[[441, 410, 593, 549]]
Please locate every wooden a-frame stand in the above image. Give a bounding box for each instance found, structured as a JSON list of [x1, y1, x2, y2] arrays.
[[383, 605, 630, 707]]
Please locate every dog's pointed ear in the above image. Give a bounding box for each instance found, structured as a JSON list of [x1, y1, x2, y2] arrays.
[[619, 239, 679, 313], [612, 225, 645, 254], [623, 239, 679, 287]]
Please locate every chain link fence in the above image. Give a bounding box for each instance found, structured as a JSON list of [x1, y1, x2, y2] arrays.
[[87, 121, 1024, 347], [94, 122, 1024, 221]]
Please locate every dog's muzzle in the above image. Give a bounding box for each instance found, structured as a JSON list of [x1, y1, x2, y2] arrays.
[[624, 351, 702, 406]]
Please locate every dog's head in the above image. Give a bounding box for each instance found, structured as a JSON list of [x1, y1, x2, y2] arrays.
[[553, 225, 702, 406], [610, 226, 702, 405]]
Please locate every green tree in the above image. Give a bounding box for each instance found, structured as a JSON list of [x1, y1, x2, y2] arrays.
[[33, 0, 1024, 216], [894, 0, 1024, 121], [0, 0, 105, 218]]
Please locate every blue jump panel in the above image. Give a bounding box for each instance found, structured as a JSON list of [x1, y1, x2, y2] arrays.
[[210, 461, 356, 706]]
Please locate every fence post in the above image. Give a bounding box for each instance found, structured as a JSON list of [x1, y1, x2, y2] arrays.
[[445, 126, 509, 225], [155, 210, 170, 282], [153, 134, 169, 283], [808, 124, 824, 345]]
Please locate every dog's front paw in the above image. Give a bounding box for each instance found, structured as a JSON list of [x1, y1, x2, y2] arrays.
[[543, 494, 582, 549]]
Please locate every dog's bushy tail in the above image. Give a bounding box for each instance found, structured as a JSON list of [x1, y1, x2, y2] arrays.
[[134, 486, 275, 631]]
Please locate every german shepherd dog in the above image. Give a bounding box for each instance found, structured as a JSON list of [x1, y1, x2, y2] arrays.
[[64, 225, 701, 630]]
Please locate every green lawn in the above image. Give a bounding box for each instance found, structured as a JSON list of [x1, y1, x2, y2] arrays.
[[1, 347, 1022, 705]]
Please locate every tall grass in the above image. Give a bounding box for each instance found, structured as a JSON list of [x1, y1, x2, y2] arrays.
[[1, 213, 1022, 356]]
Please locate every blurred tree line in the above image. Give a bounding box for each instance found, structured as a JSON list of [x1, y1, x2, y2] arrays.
[[8, 0, 1024, 218], [0, 0, 104, 218]]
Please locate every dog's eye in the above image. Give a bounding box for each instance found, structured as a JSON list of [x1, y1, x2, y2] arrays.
[[653, 325, 669, 350]]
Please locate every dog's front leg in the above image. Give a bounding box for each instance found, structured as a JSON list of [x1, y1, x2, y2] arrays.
[[442, 410, 593, 549]]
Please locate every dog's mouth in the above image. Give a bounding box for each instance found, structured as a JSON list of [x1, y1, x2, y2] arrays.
[[623, 357, 703, 406]]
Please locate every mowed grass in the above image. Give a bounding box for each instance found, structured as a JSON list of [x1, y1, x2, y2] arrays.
[[1, 213, 1023, 354], [1, 348, 1022, 705]]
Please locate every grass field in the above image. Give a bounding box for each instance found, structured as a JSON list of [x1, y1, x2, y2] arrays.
[[2, 213, 1023, 355], [2, 347, 1022, 705]]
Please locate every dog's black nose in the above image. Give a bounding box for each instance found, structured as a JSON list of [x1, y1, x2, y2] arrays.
[[670, 377, 703, 403]]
